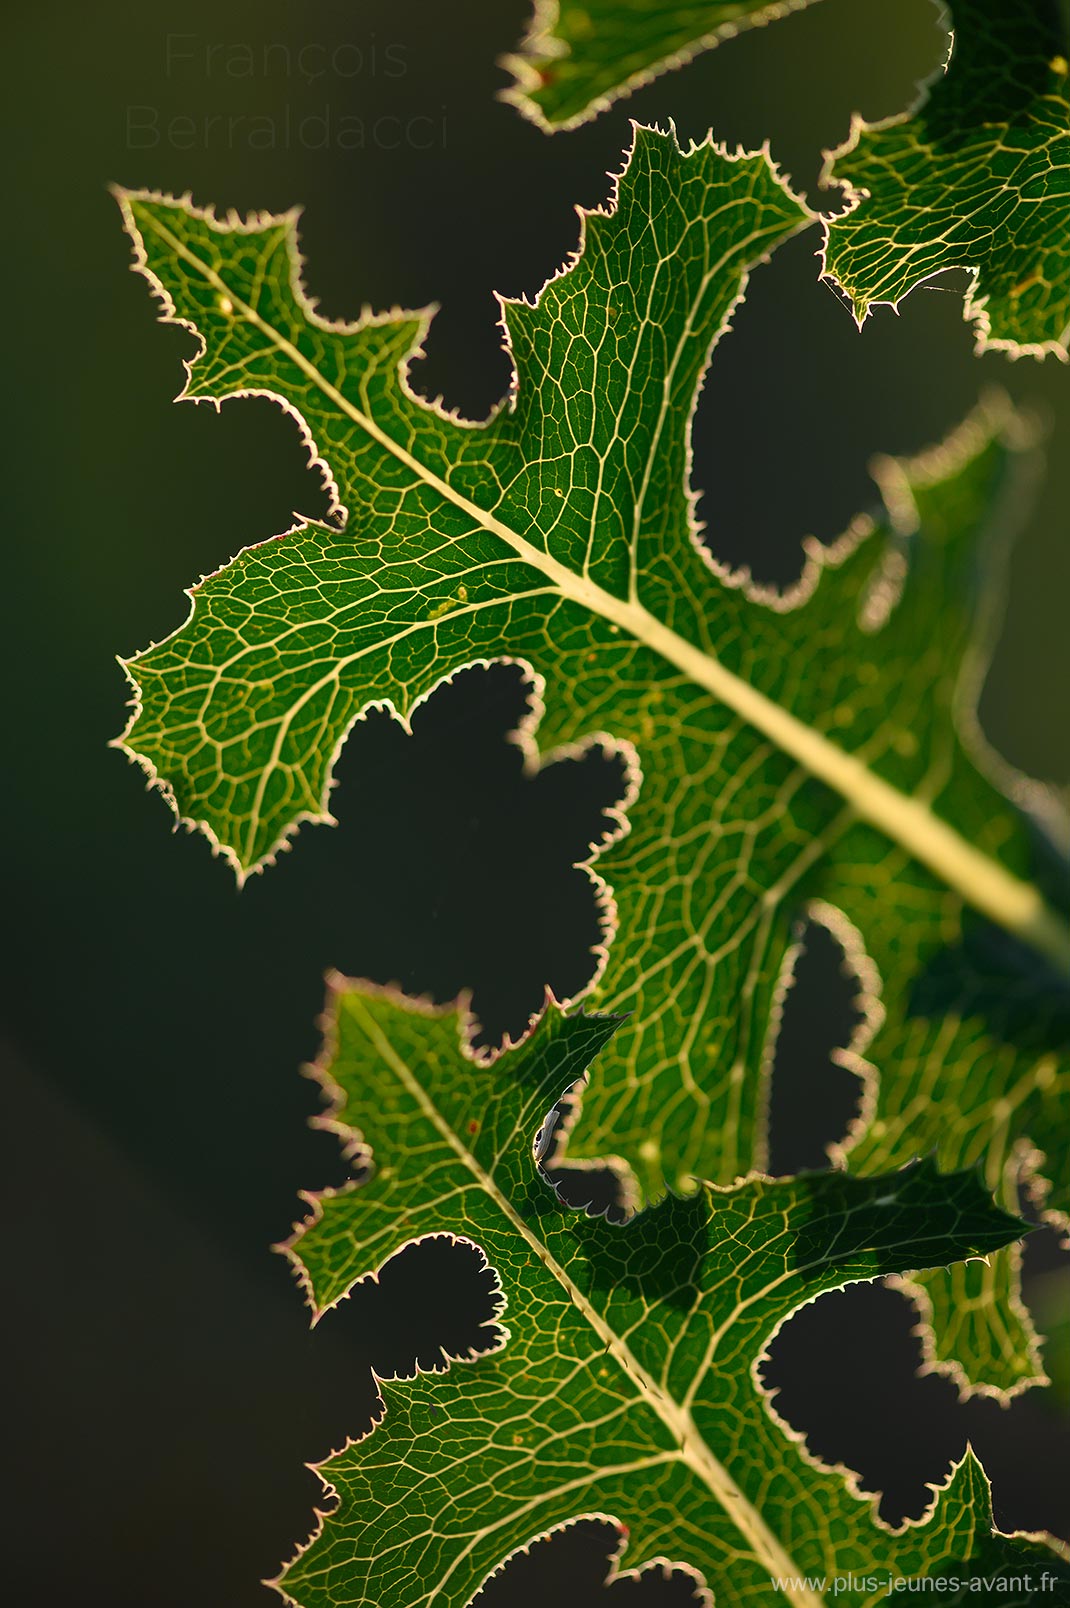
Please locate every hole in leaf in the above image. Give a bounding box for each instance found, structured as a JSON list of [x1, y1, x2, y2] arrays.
[[543, 1156, 634, 1222], [403, 290, 517, 426], [323, 1234, 505, 1382], [474, 1517, 707, 1607], [760, 1281, 966, 1525], [689, 233, 978, 593], [966, 1229, 1070, 1539], [765, 910, 870, 1175], [761, 1258, 1070, 1541], [310, 660, 635, 1054]]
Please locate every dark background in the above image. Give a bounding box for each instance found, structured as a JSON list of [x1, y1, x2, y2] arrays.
[[3, 1, 1069, 1603]]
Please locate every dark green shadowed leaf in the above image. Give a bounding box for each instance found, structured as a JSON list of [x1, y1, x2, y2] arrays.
[[113, 128, 1070, 1393], [271, 983, 1064, 1608]]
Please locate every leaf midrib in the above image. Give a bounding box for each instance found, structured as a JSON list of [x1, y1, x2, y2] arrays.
[[353, 995, 825, 1606], [137, 206, 1070, 978]]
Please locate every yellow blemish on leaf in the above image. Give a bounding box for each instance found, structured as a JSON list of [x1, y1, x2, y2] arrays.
[[564, 8, 594, 39], [427, 584, 469, 621], [1010, 269, 1043, 299]]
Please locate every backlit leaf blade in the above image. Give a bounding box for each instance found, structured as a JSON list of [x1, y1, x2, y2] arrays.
[[499, 0, 822, 132], [822, 0, 1070, 359], [113, 128, 1070, 1393], [502, 1, 1070, 359], [272, 984, 1064, 1608], [113, 129, 812, 877]]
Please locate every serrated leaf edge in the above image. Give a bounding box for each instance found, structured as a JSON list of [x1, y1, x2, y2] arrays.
[[112, 134, 1070, 982], [469, 1514, 712, 1606], [109, 125, 811, 881], [818, 3, 1070, 363], [275, 976, 1050, 1606], [273, 990, 1042, 1608], [275, 981, 845, 1602], [275, 975, 639, 1326], [498, 0, 822, 134], [888, 1132, 1070, 1405]]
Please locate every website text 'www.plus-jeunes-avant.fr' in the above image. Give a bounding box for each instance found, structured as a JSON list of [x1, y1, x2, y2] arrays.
[[770, 1573, 1064, 1597]]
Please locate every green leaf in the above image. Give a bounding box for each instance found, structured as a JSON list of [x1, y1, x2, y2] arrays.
[[113, 128, 1070, 1394], [499, 0, 822, 132], [502, 2, 1070, 359], [822, 0, 1070, 358], [272, 983, 1061, 1608], [112, 132, 812, 882]]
